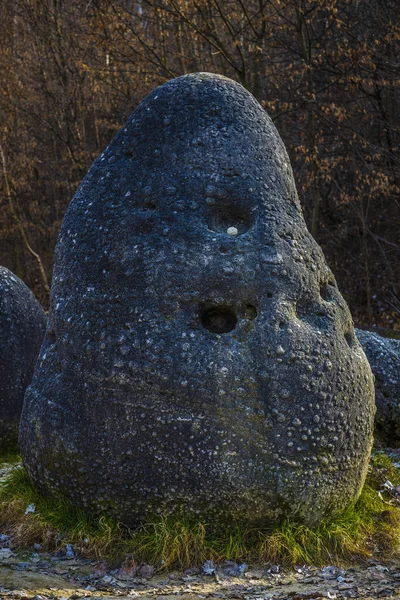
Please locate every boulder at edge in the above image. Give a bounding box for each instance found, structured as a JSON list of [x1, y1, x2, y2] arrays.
[[0, 266, 46, 449], [357, 329, 400, 445]]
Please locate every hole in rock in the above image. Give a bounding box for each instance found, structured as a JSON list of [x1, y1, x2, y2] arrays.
[[244, 305, 257, 320], [201, 306, 238, 334], [344, 330, 356, 348], [206, 202, 252, 235], [143, 201, 157, 210]]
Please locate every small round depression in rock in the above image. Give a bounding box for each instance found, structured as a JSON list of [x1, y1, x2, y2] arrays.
[[201, 305, 238, 334], [206, 203, 252, 235], [244, 304, 257, 320], [344, 329, 356, 348]]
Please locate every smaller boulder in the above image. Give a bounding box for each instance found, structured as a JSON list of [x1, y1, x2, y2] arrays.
[[356, 329, 400, 445], [0, 267, 46, 450]]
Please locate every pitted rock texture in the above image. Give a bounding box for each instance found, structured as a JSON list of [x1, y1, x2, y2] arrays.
[[20, 73, 375, 527], [357, 329, 400, 445], [0, 267, 46, 449]]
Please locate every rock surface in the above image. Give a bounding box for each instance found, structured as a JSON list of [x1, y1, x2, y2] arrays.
[[356, 329, 400, 444], [0, 267, 46, 449], [20, 73, 375, 527]]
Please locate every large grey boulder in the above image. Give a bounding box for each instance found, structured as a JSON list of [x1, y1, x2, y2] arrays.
[[20, 73, 375, 527], [0, 267, 46, 450], [356, 329, 400, 444]]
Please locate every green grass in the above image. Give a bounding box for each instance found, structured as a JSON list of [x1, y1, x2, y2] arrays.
[[1, 455, 400, 569]]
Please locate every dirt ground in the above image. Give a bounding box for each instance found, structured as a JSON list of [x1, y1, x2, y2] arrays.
[[2, 546, 400, 600]]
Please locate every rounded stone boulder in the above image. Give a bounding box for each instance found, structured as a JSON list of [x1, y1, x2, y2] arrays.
[[20, 73, 375, 527], [356, 329, 400, 445], [0, 266, 46, 450]]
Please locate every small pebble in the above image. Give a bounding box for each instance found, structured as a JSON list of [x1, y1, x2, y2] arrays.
[[203, 559, 217, 575], [227, 227, 238, 236], [25, 503, 35, 514]]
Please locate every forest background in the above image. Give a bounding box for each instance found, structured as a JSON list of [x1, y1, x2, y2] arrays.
[[0, 0, 399, 331]]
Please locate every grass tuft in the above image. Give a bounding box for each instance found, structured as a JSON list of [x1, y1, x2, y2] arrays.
[[1, 455, 400, 569], [132, 517, 209, 570]]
